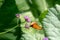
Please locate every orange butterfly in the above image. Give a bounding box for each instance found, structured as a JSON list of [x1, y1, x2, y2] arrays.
[[31, 22, 42, 30]]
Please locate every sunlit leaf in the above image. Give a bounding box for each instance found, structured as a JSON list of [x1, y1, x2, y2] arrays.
[[43, 4, 60, 40], [15, 0, 30, 11]]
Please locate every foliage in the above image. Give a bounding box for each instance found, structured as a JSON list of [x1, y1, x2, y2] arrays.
[[0, 0, 60, 40]]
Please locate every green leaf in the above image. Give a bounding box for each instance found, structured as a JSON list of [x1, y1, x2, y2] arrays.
[[15, 0, 30, 11], [0, 0, 4, 7], [39, 10, 48, 22], [0, 33, 16, 40], [46, 0, 60, 8], [20, 11, 45, 40], [0, 0, 18, 33], [42, 4, 60, 40], [55, 0, 60, 5], [31, 0, 48, 13]]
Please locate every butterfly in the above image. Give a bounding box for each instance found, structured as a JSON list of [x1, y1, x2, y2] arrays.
[[31, 22, 42, 30]]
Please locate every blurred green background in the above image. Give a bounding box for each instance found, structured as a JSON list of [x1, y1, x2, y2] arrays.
[[0, 0, 60, 40]]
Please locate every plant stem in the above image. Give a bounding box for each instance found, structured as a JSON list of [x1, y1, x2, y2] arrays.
[[16, 18, 23, 40]]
